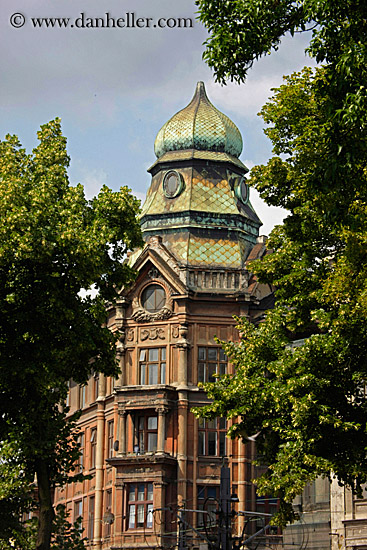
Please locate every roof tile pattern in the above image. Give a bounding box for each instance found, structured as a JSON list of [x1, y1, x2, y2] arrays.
[[154, 82, 243, 159], [162, 233, 244, 267]]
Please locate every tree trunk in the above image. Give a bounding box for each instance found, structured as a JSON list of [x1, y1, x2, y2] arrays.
[[36, 459, 55, 550]]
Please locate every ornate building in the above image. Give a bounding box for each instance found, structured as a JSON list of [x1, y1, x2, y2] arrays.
[[55, 82, 276, 549]]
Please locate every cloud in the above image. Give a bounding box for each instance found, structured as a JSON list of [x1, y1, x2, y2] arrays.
[[1, 0, 315, 236], [72, 165, 108, 200], [0, 0, 208, 126], [206, 33, 315, 121]]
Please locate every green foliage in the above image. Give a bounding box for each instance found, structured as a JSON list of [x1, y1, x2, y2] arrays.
[[0, 503, 87, 550], [0, 442, 36, 546], [195, 0, 367, 524], [50, 505, 87, 550], [0, 119, 143, 547], [196, 0, 367, 85]]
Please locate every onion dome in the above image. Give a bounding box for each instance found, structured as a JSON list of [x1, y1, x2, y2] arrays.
[[154, 82, 243, 159]]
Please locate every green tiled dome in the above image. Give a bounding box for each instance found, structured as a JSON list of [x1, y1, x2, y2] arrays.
[[154, 82, 243, 159]]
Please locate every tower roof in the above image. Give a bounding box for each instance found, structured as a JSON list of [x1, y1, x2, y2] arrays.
[[154, 82, 243, 159]]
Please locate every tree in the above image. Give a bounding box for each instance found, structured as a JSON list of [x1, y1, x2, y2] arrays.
[[0, 441, 36, 548], [0, 119, 143, 549], [194, 0, 367, 524]]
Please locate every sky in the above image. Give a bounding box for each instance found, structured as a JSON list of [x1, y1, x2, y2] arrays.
[[1, 0, 315, 236]]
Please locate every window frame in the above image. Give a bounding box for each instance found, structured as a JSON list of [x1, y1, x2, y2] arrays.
[[139, 347, 166, 386], [79, 384, 87, 409], [105, 489, 113, 537], [94, 373, 99, 401], [197, 485, 219, 528], [90, 427, 97, 469], [198, 417, 227, 457], [78, 433, 85, 472], [88, 496, 95, 540], [107, 421, 114, 459], [197, 347, 227, 384], [74, 499, 83, 523], [127, 483, 154, 530], [141, 284, 166, 313], [137, 414, 158, 453]]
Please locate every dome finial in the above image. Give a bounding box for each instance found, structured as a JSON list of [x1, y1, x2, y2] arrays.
[[154, 82, 243, 159]]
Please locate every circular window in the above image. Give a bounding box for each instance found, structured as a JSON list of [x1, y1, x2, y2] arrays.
[[235, 177, 249, 204], [141, 284, 166, 313], [163, 170, 184, 198]]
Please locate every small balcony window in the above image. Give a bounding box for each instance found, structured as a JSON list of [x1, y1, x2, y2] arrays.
[[139, 348, 166, 385], [128, 483, 154, 529]]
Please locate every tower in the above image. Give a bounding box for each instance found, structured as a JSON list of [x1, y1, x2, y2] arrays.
[[56, 82, 274, 549]]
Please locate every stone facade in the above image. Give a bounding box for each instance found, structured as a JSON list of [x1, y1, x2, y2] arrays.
[[54, 83, 278, 549]]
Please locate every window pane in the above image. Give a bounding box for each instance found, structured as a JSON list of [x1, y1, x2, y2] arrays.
[[148, 417, 157, 430], [129, 485, 136, 501], [208, 364, 216, 383], [147, 433, 157, 452], [138, 484, 145, 501], [219, 432, 226, 456], [139, 417, 144, 430], [197, 485, 205, 500], [139, 349, 146, 361], [198, 347, 206, 360], [137, 505, 144, 527], [140, 365, 146, 385], [208, 503, 217, 525], [147, 483, 153, 500], [198, 506, 204, 527], [219, 418, 226, 429], [143, 287, 156, 311], [149, 364, 158, 385], [207, 487, 217, 499], [219, 363, 226, 376], [207, 418, 216, 429], [208, 432, 217, 455], [161, 348, 166, 360], [160, 363, 166, 384], [149, 349, 159, 361], [147, 504, 153, 528], [198, 363, 205, 383], [129, 505, 136, 528], [198, 431, 205, 455], [219, 349, 227, 361], [155, 288, 165, 310], [208, 348, 218, 361]]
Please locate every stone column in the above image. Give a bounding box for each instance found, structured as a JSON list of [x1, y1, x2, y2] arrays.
[[192, 416, 198, 528], [154, 481, 167, 542], [118, 409, 127, 456], [177, 392, 188, 507], [176, 324, 190, 507], [115, 297, 129, 386], [116, 342, 126, 387], [156, 406, 168, 454], [176, 324, 189, 390], [237, 440, 246, 534], [93, 374, 106, 549]]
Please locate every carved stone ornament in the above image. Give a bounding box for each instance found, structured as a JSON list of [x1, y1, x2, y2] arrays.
[[131, 278, 174, 323], [148, 267, 159, 279], [132, 307, 172, 323], [126, 329, 135, 342], [140, 327, 165, 341], [172, 325, 180, 339]]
